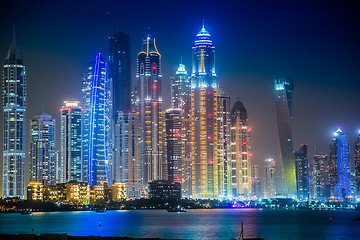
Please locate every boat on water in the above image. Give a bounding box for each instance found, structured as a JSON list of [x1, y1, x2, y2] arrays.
[[231, 222, 264, 240], [167, 207, 186, 212], [96, 209, 106, 212], [20, 210, 32, 215]]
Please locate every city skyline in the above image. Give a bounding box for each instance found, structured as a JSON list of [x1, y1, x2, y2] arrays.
[[0, 1, 360, 189]]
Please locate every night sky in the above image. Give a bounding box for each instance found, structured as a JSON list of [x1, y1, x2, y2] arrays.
[[1, 0, 359, 178]]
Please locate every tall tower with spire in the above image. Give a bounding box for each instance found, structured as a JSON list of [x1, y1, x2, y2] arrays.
[[191, 23, 218, 199], [137, 34, 163, 193], [2, 27, 27, 198]]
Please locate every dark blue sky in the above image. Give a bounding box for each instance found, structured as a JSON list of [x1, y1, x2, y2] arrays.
[[1, 0, 359, 171]]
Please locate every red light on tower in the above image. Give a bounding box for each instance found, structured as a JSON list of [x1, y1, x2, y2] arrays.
[[208, 91, 211, 94], [242, 141, 247, 145], [152, 66, 156, 70], [153, 84, 156, 89]]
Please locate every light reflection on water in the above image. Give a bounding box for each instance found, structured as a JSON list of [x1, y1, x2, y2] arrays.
[[0, 209, 360, 239]]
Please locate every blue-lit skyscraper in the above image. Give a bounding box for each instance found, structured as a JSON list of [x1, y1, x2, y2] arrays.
[[329, 128, 351, 199], [82, 53, 109, 185], [274, 78, 296, 197], [2, 28, 27, 198], [60, 101, 82, 183]]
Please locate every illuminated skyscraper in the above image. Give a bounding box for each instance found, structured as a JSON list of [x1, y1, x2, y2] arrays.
[[313, 152, 330, 199], [171, 62, 190, 109], [137, 34, 163, 192], [230, 100, 251, 198], [60, 101, 82, 183], [329, 128, 351, 199], [116, 111, 141, 198], [165, 108, 182, 183], [29, 110, 56, 186], [191, 24, 218, 199], [355, 132, 360, 196], [82, 53, 109, 185], [109, 32, 131, 186], [217, 91, 231, 198], [265, 159, 276, 199], [2, 28, 27, 198], [274, 78, 296, 197], [294, 144, 309, 200], [170, 63, 192, 197]]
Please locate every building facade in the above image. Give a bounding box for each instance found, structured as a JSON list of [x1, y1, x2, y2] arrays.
[[60, 101, 82, 183], [82, 53, 109, 185], [329, 128, 351, 199], [2, 30, 27, 198], [274, 78, 296, 197], [29, 110, 56, 186]]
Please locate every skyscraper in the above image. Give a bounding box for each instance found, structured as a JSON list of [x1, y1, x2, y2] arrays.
[[265, 159, 276, 199], [329, 128, 351, 199], [137, 34, 163, 192], [165, 108, 182, 183], [109, 32, 131, 186], [294, 144, 309, 200], [313, 152, 330, 199], [171, 63, 190, 109], [217, 90, 231, 198], [60, 101, 82, 183], [191, 24, 218, 199], [230, 100, 251, 198], [2, 28, 27, 198], [274, 78, 296, 197], [116, 111, 141, 198], [355, 131, 360, 196], [171, 63, 192, 197], [29, 110, 56, 186], [82, 53, 109, 185]]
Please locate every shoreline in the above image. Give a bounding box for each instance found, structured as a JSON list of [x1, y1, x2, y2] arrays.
[[0, 234, 186, 240]]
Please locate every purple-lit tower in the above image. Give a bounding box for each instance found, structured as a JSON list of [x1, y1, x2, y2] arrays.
[[329, 128, 351, 199]]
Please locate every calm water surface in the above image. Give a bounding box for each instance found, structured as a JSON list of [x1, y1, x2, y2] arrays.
[[1, 209, 360, 239]]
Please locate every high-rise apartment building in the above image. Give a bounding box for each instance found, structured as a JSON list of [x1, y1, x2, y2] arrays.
[[60, 101, 82, 183], [230, 100, 251, 198], [82, 53, 109, 185], [170, 63, 192, 197], [265, 159, 276, 199], [329, 128, 351, 199], [251, 165, 262, 198], [2, 29, 27, 198], [29, 110, 56, 186], [313, 152, 330, 199], [116, 111, 141, 198], [165, 108, 182, 183], [274, 78, 296, 197], [137, 35, 163, 192], [190, 24, 218, 199], [294, 144, 309, 200], [217, 91, 231, 198], [355, 132, 360, 196]]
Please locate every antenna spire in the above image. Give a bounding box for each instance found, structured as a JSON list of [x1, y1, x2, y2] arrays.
[[12, 25, 16, 41], [202, 19, 205, 29], [180, 56, 183, 64]]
